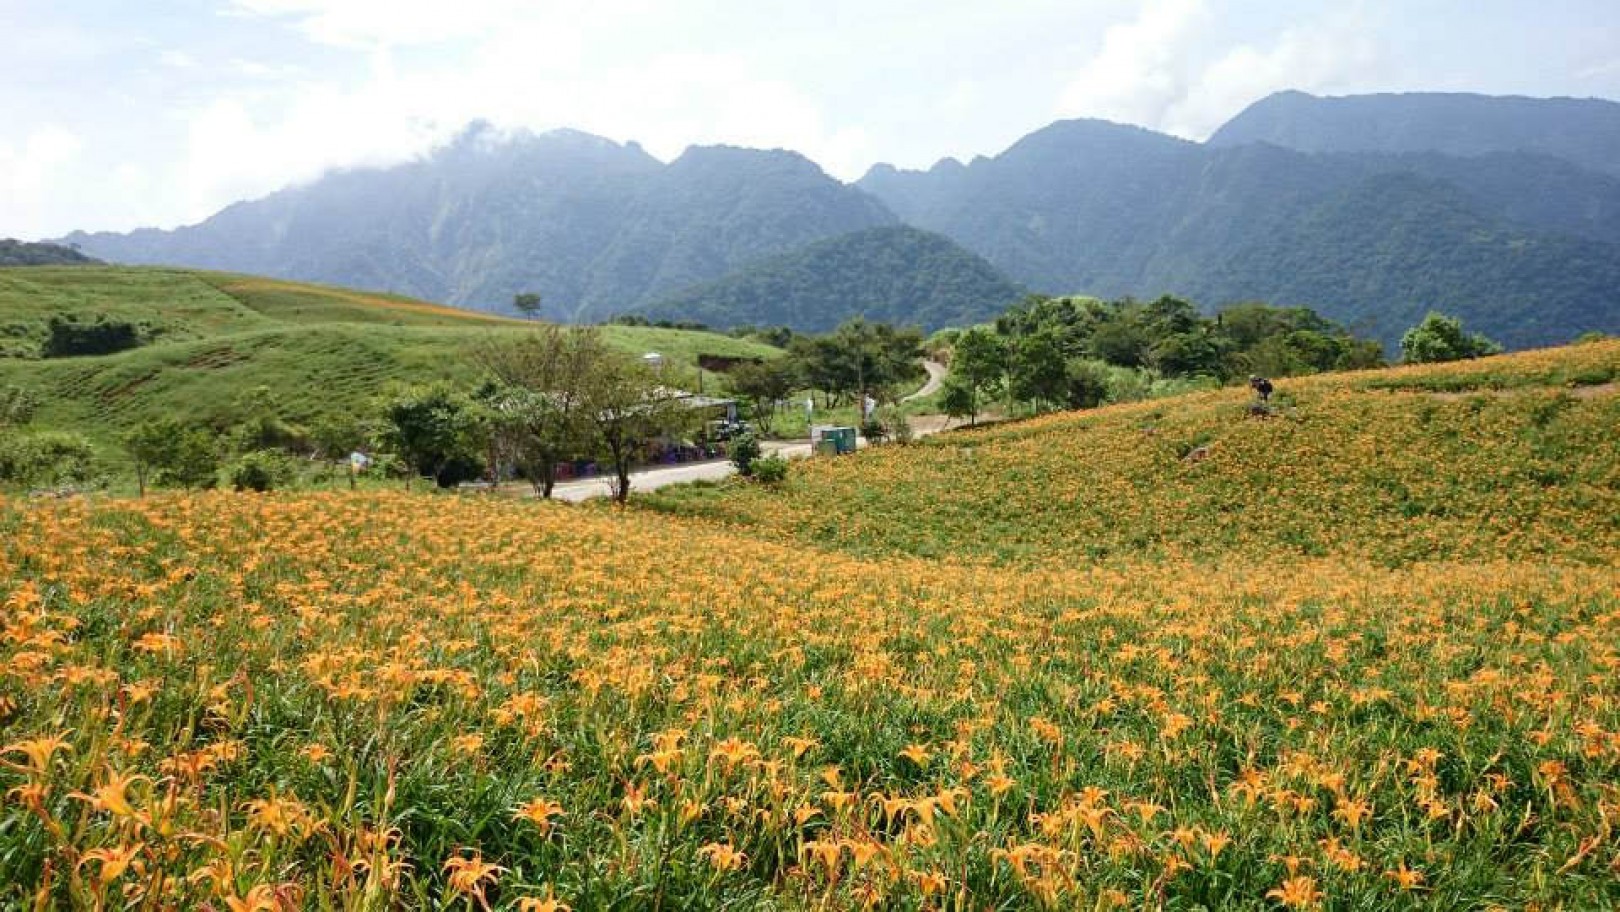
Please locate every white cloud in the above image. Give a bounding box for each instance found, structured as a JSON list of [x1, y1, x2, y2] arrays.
[[226, 0, 639, 49], [159, 49, 198, 69], [161, 13, 877, 224], [1056, 0, 1211, 128], [1055, 0, 1387, 140], [0, 126, 83, 237], [1162, 8, 1383, 138]]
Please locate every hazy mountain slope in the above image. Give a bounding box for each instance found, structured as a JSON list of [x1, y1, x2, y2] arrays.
[[862, 120, 1206, 294], [577, 146, 897, 318], [63, 126, 894, 321], [1210, 90, 1620, 178], [1198, 172, 1620, 346], [641, 225, 1024, 331], [857, 111, 1620, 348]]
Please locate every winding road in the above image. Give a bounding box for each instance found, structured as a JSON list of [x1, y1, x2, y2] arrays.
[[903, 360, 948, 402]]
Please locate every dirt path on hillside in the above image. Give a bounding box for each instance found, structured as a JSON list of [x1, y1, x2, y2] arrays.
[[903, 361, 947, 402]]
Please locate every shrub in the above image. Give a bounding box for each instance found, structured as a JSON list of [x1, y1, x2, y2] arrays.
[[860, 416, 887, 444], [158, 429, 221, 490], [42, 315, 143, 358], [1400, 312, 1503, 364], [0, 431, 95, 489], [875, 406, 913, 444], [230, 450, 299, 492], [752, 453, 789, 484], [729, 432, 762, 477]]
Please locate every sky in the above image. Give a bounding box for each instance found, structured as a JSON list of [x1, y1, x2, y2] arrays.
[[3, 0, 1618, 239]]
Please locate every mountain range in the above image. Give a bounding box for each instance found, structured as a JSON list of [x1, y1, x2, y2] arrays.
[[60, 91, 1620, 349]]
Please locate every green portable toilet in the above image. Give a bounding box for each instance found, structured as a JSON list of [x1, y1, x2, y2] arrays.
[[812, 425, 858, 455]]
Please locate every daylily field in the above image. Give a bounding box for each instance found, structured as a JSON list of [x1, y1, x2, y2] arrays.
[[4, 342, 1620, 910]]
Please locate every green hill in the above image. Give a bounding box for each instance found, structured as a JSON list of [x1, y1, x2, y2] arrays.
[[0, 266, 778, 443], [0, 239, 101, 267], [640, 225, 1025, 331], [644, 339, 1620, 566]]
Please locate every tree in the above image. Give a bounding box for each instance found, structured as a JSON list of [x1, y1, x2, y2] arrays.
[[939, 376, 979, 426], [475, 326, 605, 498], [1063, 358, 1111, 410], [513, 292, 542, 320], [123, 419, 174, 497], [377, 385, 484, 489], [309, 415, 367, 489], [727, 360, 793, 435], [121, 418, 218, 493], [729, 431, 762, 477], [944, 327, 1006, 425], [1400, 311, 1503, 364], [579, 353, 692, 503], [1008, 332, 1068, 412], [835, 318, 925, 405]]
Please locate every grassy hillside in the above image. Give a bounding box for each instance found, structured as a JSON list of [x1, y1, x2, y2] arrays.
[[645, 340, 1620, 566], [0, 266, 779, 441]]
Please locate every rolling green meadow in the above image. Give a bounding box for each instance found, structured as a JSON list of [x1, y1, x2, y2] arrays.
[[0, 267, 780, 455]]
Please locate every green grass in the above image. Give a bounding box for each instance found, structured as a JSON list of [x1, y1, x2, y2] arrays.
[[0, 266, 781, 448]]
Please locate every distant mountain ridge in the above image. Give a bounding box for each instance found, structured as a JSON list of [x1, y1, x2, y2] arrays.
[[61, 91, 1620, 346], [1210, 90, 1620, 179], [65, 123, 894, 323]]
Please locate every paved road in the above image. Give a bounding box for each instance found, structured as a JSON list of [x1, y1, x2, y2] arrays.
[[548, 439, 810, 502], [903, 360, 947, 402], [546, 416, 959, 502]]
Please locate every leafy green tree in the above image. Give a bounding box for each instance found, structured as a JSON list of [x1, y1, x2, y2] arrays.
[[513, 292, 542, 320], [164, 428, 220, 490], [835, 318, 925, 404], [476, 326, 605, 497], [1063, 359, 1111, 410], [579, 353, 693, 503], [309, 416, 367, 488], [122, 418, 218, 493], [727, 360, 794, 435], [1008, 332, 1069, 412], [944, 327, 1006, 425], [229, 450, 298, 492], [123, 419, 174, 497], [938, 376, 979, 426], [1400, 311, 1503, 364], [729, 431, 762, 477], [377, 385, 485, 489]]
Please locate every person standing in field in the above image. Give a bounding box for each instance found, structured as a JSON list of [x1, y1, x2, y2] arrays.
[[1249, 375, 1274, 402]]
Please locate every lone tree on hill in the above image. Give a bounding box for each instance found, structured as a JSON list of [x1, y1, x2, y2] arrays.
[[1400, 311, 1503, 364], [513, 292, 542, 320]]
